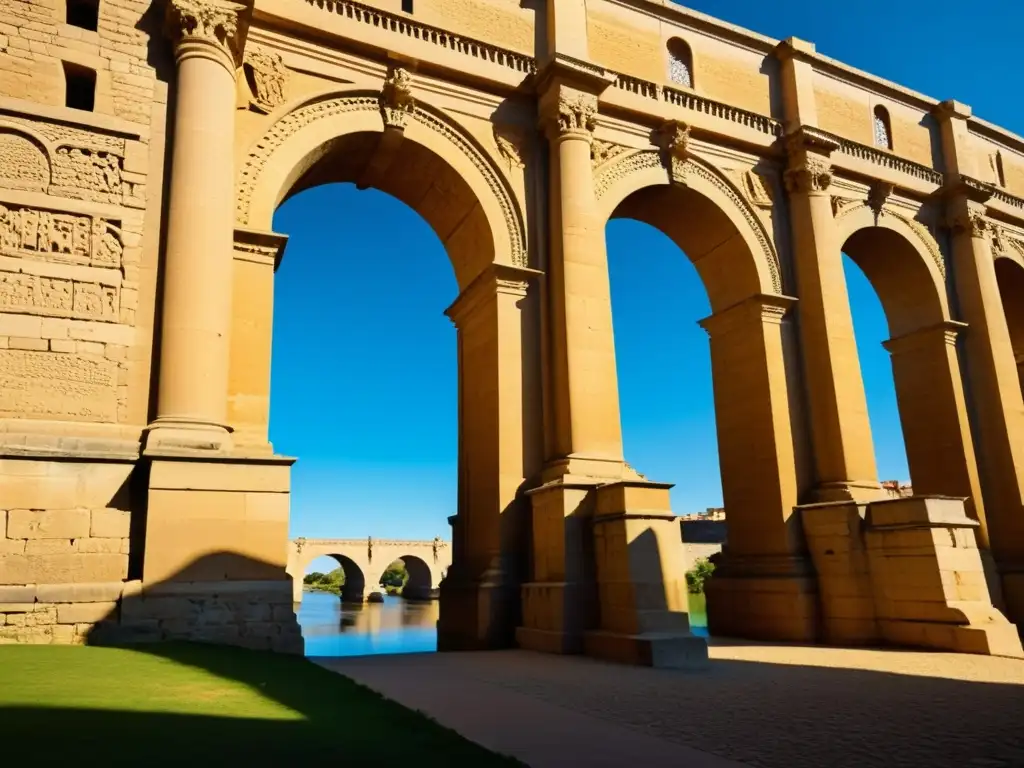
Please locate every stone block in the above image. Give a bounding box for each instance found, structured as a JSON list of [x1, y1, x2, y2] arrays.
[[56, 602, 118, 624], [36, 582, 124, 603], [77, 538, 124, 554], [866, 496, 974, 529], [51, 624, 74, 644], [90, 508, 130, 538], [0, 538, 26, 554], [25, 539, 76, 555], [0, 585, 36, 603], [0, 553, 128, 584], [7, 508, 90, 539], [122, 596, 200, 622]]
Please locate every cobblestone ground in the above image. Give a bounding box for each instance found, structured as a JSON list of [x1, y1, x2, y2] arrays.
[[330, 641, 1024, 768]]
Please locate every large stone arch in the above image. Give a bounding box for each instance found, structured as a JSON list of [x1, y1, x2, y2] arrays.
[[993, 239, 1024, 400], [834, 201, 985, 538], [234, 85, 528, 288], [594, 148, 783, 306], [590, 143, 813, 641], [833, 202, 950, 336]]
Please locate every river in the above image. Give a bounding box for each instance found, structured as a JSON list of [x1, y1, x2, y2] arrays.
[[297, 590, 708, 657]]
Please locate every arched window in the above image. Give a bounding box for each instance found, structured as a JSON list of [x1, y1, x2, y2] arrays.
[[873, 105, 893, 150], [666, 38, 693, 88]]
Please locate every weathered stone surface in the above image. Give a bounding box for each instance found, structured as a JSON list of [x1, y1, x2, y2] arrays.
[[0, 553, 128, 584], [36, 582, 124, 603], [90, 508, 130, 538], [7, 508, 90, 539], [77, 537, 125, 554], [0, 585, 36, 603], [56, 601, 118, 624]]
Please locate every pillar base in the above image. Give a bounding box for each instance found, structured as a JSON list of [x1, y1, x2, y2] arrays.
[[517, 581, 590, 654], [144, 417, 234, 454], [437, 575, 517, 651], [584, 629, 709, 669], [705, 554, 820, 642], [1000, 567, 1024, 631], [811, 479, 888, 503]]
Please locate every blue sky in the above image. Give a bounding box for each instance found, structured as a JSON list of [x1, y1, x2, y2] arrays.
[[272, 0, 1023, 542]]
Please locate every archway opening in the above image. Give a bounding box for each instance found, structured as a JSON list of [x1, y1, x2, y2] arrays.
[[605, 177, 792, 637], [381, 555, 434, 600], [839, 221, 975, 515], [259, 126, 495, 655], [995, 257, 1024, 398]]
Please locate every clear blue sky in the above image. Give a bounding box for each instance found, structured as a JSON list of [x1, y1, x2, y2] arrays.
[[272, 0, 1023, 541]]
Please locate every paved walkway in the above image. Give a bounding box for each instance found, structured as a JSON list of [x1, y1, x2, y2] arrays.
[[316, 639, 1024, 768]]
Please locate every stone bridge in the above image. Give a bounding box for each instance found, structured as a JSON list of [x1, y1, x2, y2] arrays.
[[286, 537, 451, 603]]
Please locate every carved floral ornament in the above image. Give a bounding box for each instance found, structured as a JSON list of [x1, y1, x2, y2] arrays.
[[165, 0, 246, 64], [784, 154, 832, 194], [551, 91, 598, 137]]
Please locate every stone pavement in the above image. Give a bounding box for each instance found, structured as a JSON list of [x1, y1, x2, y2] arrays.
[[316, 639, 1024, 768]]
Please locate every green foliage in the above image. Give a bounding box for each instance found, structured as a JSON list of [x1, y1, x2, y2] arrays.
[[685, 557, 715, 595], [303, 567, 346, 594], [379, 560, 408, 588]]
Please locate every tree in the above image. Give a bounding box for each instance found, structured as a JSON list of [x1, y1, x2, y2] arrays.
[[379, 560, 407, 588], [303, 571, 325, 585], [685, 557, 715, 594]]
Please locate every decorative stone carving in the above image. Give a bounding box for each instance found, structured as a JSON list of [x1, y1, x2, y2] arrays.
[[831, 195, 859, 218], [0, 204, 123, 268], [0, 349, 119, 422], [0, 130, 50, 191], [867, 181, 894, 221], [727, 168, 774, 209], [785, 155, 832, 194], [235, 94, 528, 267], [380, 67, 415, 130], [493, 125, 524, 170], [554, 91, 597, 137], [655, 120, 692, 185], [949, 208, 991, 239], [50, 147, 123, 203], [593, 149, 782, 294], [591, 139, 626, 168], [243, 48, 288, 113], [165, 0, 246, 64], [0, 273, 119, 322]]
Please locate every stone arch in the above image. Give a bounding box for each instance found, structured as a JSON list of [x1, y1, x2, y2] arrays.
[[833, 202, 950, 337], [594, 148, 782, 307], [235, 85, 528, 288], [993, 247, 1024, 399], [382, 554, 437, 600], [834, 201, 984, 531], [0, 123, 52, 192]]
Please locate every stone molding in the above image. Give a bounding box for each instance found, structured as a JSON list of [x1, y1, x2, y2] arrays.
[[235, 92, 528, 268], [165, 0, 247, 70], [593, 147, 782, 294], [444, 262, 539, 330], [882, 320, 967, 355], [698, 293, 797, 339]]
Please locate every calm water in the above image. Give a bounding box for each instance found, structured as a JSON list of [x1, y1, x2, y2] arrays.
[[298, 590, 708, 657]]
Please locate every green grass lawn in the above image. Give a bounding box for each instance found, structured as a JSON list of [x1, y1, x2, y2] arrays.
[[0, 643, 522, 767]]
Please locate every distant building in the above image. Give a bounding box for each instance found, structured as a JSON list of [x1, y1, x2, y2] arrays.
[[881, 480, 913, 498]]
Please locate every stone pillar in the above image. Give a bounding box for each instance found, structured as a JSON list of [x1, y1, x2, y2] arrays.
[[517, 60, 621, 656], [699, 295, 819, 642], [785, 127, 882, 501], [946, 194, 1024, 623], [437, 264, 537, 651], [882, 321, 988, 543], [147, 0, 246, 452]]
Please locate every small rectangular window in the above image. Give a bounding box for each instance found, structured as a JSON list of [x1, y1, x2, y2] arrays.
[[63, 62, 96, 111], [66, 0, 99, 31], [401, 0, 413, 12]]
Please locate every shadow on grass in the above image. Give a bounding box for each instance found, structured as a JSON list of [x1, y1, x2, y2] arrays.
[[0, 551, 522, 767]]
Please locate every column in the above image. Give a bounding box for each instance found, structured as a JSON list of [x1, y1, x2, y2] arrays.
[[147, 0, 246, 452], [437, 264, 536, 651], [947, 197, 1024, 623], [541, 80, 624, 480], [882, 321, 988, 544], [699, 295, 819, 642], [785, 127, 882, 501]]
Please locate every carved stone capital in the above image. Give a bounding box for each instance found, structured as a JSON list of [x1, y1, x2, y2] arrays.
[[165, 0, 246, 68], [784, 154, 832, 194], [380, 66, 416, 130], [543, 89, 598, 139], [699, 294, 797, 339], [883, 320, 967, 356], [947, 206, 991, 239]]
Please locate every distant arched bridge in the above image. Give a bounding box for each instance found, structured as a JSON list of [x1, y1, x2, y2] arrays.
[[287, 537, 451, 603]]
